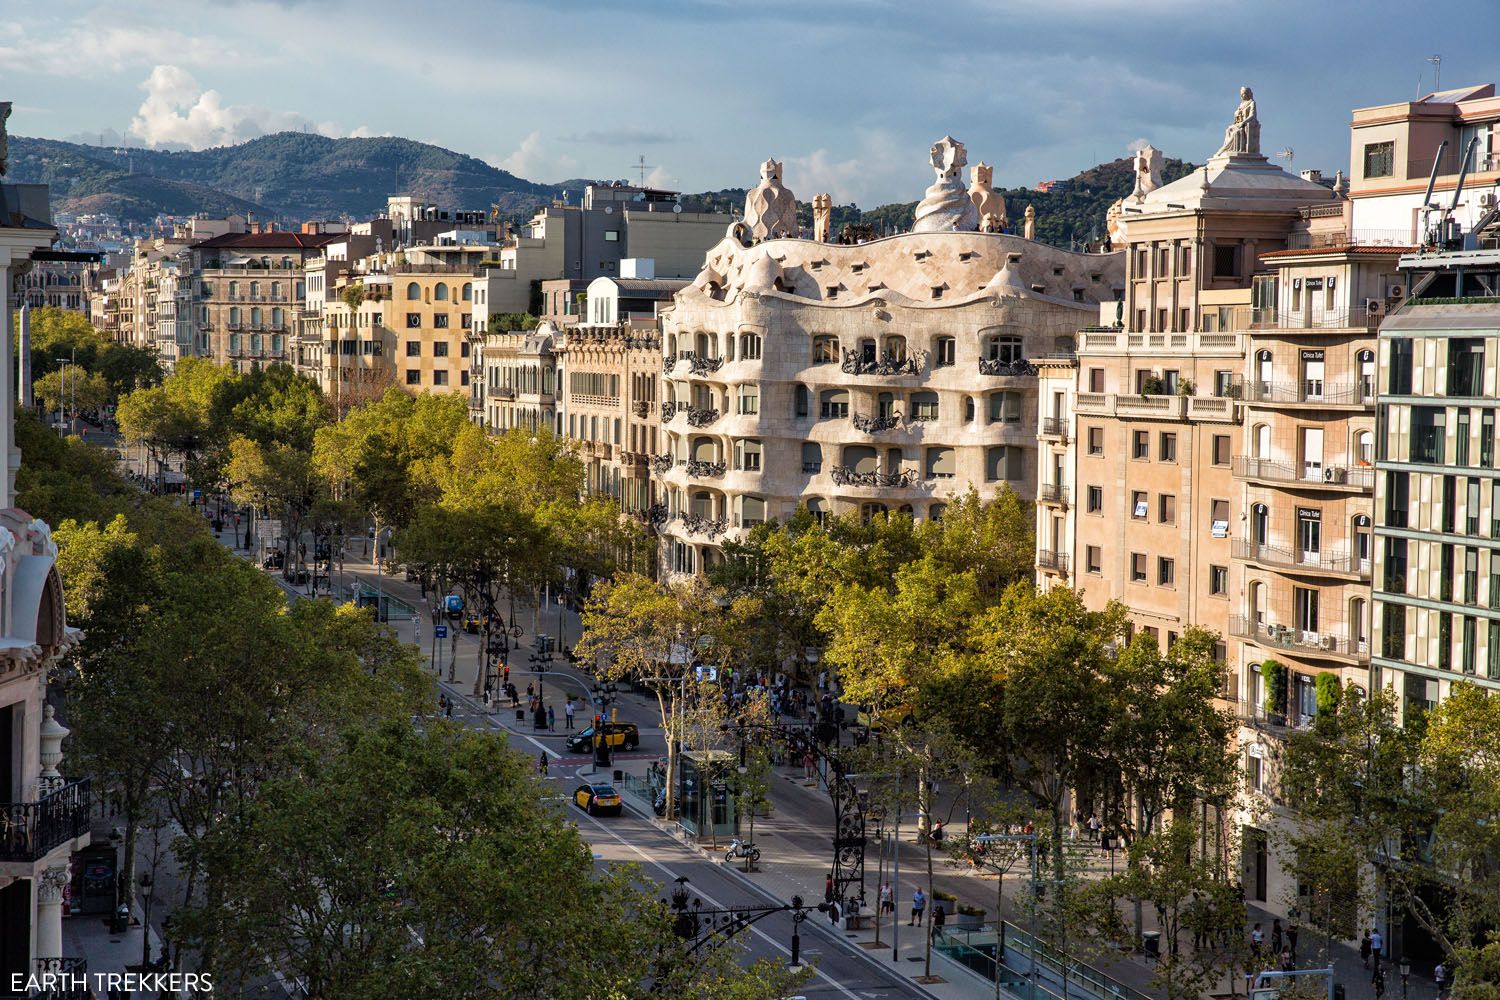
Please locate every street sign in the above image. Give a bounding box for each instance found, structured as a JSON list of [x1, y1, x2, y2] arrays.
[[434, 625, 449, 639], [192, 489, 202, 500], [694, 665, 718, 682]]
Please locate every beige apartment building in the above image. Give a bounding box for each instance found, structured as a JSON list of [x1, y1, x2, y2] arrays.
[[556, 324, 662, 514], [191, 231, 336, 372]]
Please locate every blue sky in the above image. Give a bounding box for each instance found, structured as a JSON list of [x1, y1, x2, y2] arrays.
[[1, 0, 1494, 206]]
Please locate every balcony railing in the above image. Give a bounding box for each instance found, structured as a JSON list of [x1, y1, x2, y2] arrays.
[[632, 400, 651, 419], [978, 357, 1039, 377], [842, 348, 924, 377], [1250, 306, 1381, 332], [1232, 456, 1374, 489], [651, 454, 675, 475], [1037, 550, 1070, 574], [684, 407, 720, 427], [1228, 615, 1369, 661], [661, 401, 679, 422], [0, 779, 92, 862], [1232, 539, 1372, 579], [678, 511, 728, 539], [1040, 416, 1069, 439], [33, 958, 89, 999], [829, 466, 921, 489], [1038, 483, 1070, 506], [685, 460, 727, 478], [1283, 229, 1416, 251], [853, 413, 903, 434], [685, 353, 725, 377], [1241, 380, 1373, 406]]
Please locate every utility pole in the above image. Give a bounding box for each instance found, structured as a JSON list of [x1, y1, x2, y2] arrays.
[[634, 155, 655, 186]]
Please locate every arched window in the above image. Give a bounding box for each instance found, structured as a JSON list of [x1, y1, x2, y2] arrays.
[[928, 503, 947, 522], [1255, 349, 1273, 394], [812, 335, 839, 364], [794, 384, 810, 418], [249, 281, 260, 299], [462, 282, 473, 302], [843, 445, 878, 474], [1252, 503, 1269, 545], [1359, 349, 1375, 398], [1248, 580, 1265, 626], [435, 283, 449, 301], [407, 281, 421, 300], [925, 447, 955, 479], [964, 395, 976, 422], [801, 442, 823, 474], [741, 332, 763, 360], [1253, 423, 1270, 458], [820, 389, 849, 419], [692, 438, 717, 462], [1354, 430, 1373, 467], [885, 335, 907, 362], [805, 497, 829, 526]]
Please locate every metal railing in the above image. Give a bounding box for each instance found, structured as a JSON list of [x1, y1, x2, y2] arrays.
[[853, 413, 902, 434], [0, 779, 92, 862], [1228, 616, 1369, 661], [842, 348, 925, 377], [1232, 539, 1372, 578], [1240, 380, 1373, 406], [1250, 306, 1381, 331], [685, 406, 720, 427], [1038, 484, 1069, 506], [979, 357, 1039, 377], [1283, 229, 1417, 250], [1232, 456, 1374, 489], [829, 466, 921, 489], [32, 957, 89, 999], [685, 460, 726, 478], [1040, 416, 1069, 439], [1037, 550, 1070, 573]]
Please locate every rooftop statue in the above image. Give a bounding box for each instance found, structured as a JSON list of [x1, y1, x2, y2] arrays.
[[912, 136, 979, 233], [742, 158, 798, 242], [812, 193, 832, 243], [1023, 204, 1036, 241], [1214, 86, 1261, 157], [968, 162, 1007, 230]]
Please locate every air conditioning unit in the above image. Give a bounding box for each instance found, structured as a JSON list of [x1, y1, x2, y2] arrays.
[[1388, 284, 1406, 301], [1481, 192, 1497, 209], [1366, 298, 1385, 316], [1319, 634, 1337, 651], [1324, 466, 1348, 484]]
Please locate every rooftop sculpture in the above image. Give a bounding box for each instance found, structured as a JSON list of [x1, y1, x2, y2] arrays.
[[742, 158, 798, 242], [912, 136, 979, 233], [1214, 86, 1261, 157], [968, 163, 1007, 231], [1130, 144, 1163, 201]]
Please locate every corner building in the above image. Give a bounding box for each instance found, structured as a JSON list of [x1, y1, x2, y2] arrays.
[[657, 216, 1122, 576]]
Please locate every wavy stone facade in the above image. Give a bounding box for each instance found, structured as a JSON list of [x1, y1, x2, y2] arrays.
[[656, 228, 1124, 576]]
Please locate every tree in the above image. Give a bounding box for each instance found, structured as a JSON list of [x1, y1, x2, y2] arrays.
[[93, 342, 164, 398], [34, 367, 111, 417], [487, 312, 539, 334], [731, 690, 775, 867], [15, 407, 136, 524], [226, 435, 327, 575]]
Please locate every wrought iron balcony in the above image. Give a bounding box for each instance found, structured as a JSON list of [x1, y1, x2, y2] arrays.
[[651, 454, 675, 475], [661, 401, 680, 422], [1231, 539, 1372, 579], [978, 357, 1038, 377], [1040, 416, 1069, 439], [0, 779, 91, 862], [829, 466, 921, 488], [841, 348, 923, 377], [852, 413, 903, 434], [1228, 616, 1369, 662], [1038, 483, 1069, 506], [685, 407, 720, 427], [632, 400, 651, 418], [1037, 550, 1070, 574], [643, 502, 668, 527], [678, 512, 728, 539], [663, 356, 677, 375], [686, 353, 725, 376], [685, 460, 727, 478], [33, 958, 89, 999]]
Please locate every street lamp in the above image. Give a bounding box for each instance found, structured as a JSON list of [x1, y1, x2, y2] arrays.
[[139, 872, 155, 968], [373, 527, 393, 623], [53, 358, 70, 436]]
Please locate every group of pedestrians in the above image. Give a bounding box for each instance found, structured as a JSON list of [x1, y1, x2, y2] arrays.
[[1249, 916, 1302, 973]]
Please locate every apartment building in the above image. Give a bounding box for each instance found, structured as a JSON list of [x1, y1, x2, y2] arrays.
[[190, 231, 337, 372], [656, 143, 1122, 578], [1, 160, 89, 992], [478, 324, 559, 435], [556, 324, 662, 513], [1349, 83, 1500, 243]]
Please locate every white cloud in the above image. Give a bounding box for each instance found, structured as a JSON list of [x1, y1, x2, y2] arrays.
[[0, 21, 241, 77], [1126, 137, 1154, 153], [492, 132, 576, 182], [644, 165, 676, 189], [783, 129, 909, 207]]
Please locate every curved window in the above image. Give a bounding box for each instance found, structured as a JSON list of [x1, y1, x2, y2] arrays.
[[928, 502, 947, 522], [934, 337, 956, 367], [988, 391, 1022, 423], [696, 332, 714, 357], [407, 281, 421, 300], [801, 442, 822, 474], [794, 384, 810, 418], [462, 282, 473, 302], [844, 445, 879, 474], [741, 332, 763, 360], [740, 496, 766, 527], [692, 437, 717, 462], [860, 502, 888, 524], [1252, 503, 1269, 545], [820, 389, 849, 420], [806, 497, 829, 526], [435, 283, 449, 301], [1253, 423, 1270, 458], [735, 439, 762, 471], [986, 335, 1023, 363], [911, 391, 939, 421], [812, 334, 839, 364], [885, 335, 908, 362], [925, 447, 955, 479], [986, 446, 1022, 481], [737, 385, 759, 415], [965, 395, 976, 422]]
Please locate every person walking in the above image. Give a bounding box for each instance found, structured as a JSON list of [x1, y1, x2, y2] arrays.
[[931, 903, 946, 938], [1435, 961, 1450, 1000], [879, 881, 894, 917], [910, 887, 926, 927], [1287, 920, 1299, 963], [824, 873, 835, 905], [803, 750, 815, 782], [565, 698, 576, 730], [547, 705, 555, 732], [1371, 927, 1384, 964], [1361, 930, 1373, 969], [1250, 923, 1264, 964], [538, 752, 549, 777], [1271, 919, 1283, 957]]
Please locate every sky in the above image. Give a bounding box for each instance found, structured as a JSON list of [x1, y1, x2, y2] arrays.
[[1, 0, 1495, 207]]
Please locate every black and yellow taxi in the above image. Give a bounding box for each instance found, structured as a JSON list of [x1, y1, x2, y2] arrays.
[[461, 611, 491, 634], [573, 783, 623, 816], [565, 721, 640, 753]]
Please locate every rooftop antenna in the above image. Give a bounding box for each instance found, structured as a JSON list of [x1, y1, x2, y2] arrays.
[[1428, 55, 1442, 95], [634, 155, 655, 186], [1276, 147, 1294, 170]]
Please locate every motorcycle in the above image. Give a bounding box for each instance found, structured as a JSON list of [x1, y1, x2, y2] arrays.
[[724, 838, 761, 866], [652, 788, 667, 817]]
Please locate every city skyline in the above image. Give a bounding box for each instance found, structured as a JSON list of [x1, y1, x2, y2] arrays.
[[2, 0, 1496, 206]]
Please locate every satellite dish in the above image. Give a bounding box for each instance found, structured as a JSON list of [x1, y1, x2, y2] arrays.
[[673, 204, 683, 214], [603, 206, 613, 214]]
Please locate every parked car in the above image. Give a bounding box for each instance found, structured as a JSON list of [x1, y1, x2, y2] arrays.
[[565, 722, 640, 753], [573, 783, 623, 816]]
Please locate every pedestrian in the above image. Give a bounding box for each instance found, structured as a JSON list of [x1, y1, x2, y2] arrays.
[[1361, 930, 1372, 969], [1271, 918, 1283, 956], [444, 696, 453, 719], [828, 897, 842, 926], [932, 903, 946, 937], [547, 705, 555, 732], [1088, 813, 1101, 842], [565, 698, 576, 730], [1371, 927, 1384, 962], [930, 819, 945, 847], [1190, 893, 1206, 950], [1435, 961, 1450, 1000], [880, 881, 894, 916], [1250, 922, 1264, 962], [911, 887, 926, 926], [527, 682, 535, 700], [1287, 920, 1299, 963], [538, 752, 548, 776], [483, 684, 492, 708], [824, 872, 835, 904], [803, 750, 815, 782], [1280, 948, 1294, 972]]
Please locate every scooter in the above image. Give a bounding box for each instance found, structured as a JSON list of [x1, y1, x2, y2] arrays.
[[652, 788, 667, 817], [724, 838, 761, 866]]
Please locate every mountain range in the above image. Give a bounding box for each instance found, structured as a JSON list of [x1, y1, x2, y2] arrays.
[[8, 131, 1194, 248]]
